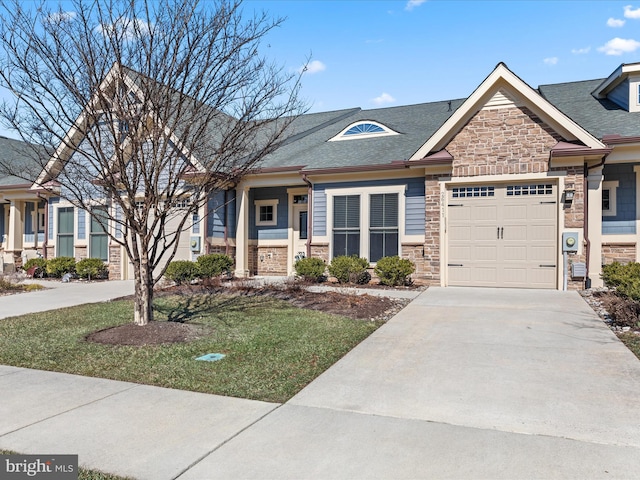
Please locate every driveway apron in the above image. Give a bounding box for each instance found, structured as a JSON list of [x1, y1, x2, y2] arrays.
[[183, 287, 640, 479]]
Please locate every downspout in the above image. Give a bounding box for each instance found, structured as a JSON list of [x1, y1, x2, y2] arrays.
[[301, 174, 312, 258], [38, 193, 48, 259], [584, 157, 607, 289]]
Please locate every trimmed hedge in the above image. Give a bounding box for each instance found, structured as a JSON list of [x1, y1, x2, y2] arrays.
[[374, 256, 415, 286], [23, 257, 48, 276], [294, 257, 326, 282], [46, 257, 76, 278], [76, 258, 108, 280], [196, 254, 233, 279], [601, 262, 640, 301], [165, 260, 200, 285], [328, 255, 370, 284]]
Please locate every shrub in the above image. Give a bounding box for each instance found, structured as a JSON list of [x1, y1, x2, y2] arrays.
[[196, 253, 234, 279], [602, 262, 640, 301], [46, 257, 76, 278], [165, 260, 200, 285], [374, 256, 415, 286], [23, 257, 48, 277], [294, 257, 326, 282], [76, 258, 108, 280], [328, 255, 370, 284]]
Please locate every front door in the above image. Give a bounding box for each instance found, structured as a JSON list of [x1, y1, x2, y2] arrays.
[[292, 203, 308, 267]]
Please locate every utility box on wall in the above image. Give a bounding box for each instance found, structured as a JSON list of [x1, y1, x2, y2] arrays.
[[562, 232, 579, 253], [190, 237, 201, 253]]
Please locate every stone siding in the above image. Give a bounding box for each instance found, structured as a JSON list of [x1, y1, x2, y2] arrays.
[[447, 105, 561, 177], [423, 175, 441, 284], [602, 243, 637, 265], [310, 244, 329, 264], [256, 246, 288, 275], [108, 245, 121, 280], [75, 246, 87, 261], [401, 243, 428, 282]]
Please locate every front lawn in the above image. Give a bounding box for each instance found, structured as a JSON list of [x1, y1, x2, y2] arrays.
[[0, 294, 382, 402], [619, 332, 640, 360]]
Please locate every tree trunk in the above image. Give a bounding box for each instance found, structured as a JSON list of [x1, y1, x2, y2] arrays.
[[133, 257, 154, 326]]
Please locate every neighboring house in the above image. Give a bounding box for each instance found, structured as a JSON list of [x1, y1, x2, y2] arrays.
[[2, 61, 640, 290]]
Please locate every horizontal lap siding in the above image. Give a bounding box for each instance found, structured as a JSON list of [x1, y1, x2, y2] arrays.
[[250, 186, 288, 240], [602, 163, 636, 234]]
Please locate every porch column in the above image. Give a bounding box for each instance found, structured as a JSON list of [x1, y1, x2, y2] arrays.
[[587, 166, 603, 288], [6, 200, 23, 252], [234, 184, 250, 277], [635, 166, 640, 263]]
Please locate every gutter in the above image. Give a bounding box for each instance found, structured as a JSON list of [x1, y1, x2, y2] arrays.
[[584, 156, 608, 289]]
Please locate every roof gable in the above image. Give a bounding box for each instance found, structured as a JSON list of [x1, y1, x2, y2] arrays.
[[409, 63, 605, 161]]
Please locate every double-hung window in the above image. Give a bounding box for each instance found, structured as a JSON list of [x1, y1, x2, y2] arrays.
[[57, 207, 74, 257], [369, 193, 399, 262], [333, 195, 360, 257], [90, 206, 108, 261]]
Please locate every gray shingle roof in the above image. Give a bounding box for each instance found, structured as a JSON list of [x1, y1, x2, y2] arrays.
[[538, 79, 640, 139], [0, 136, 43, 187]]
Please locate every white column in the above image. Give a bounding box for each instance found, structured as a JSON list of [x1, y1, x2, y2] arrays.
[[635, 166, 640, 263], [234, 184, 250, 277], [6, 200, 23, 252], [587, 167, 603, 287]]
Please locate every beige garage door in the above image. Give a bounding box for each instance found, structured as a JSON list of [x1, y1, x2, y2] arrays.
[[447, 183, 557, 289]]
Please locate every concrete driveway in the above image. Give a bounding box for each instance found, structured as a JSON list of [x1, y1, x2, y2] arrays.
[[182, 287, 640, 479]]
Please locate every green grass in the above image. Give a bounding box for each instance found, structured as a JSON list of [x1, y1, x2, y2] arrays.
[[619, 332, 640, 361], [0, 451, 132, 480], [0, 294, 382, 402]]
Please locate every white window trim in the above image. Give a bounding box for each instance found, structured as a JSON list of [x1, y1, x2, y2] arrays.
[[326, 185, 405, 262], [255, 199, 279, 226], [602, 180, 619, 217]]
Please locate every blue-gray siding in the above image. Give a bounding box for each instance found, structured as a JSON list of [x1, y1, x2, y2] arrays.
[[77, 209, 86, 240], [250, 186, 288, 240], [602, 164, 636, 235], [609, 79, 630, 111], [207, 190, 236, 239], [313, 177, 425, 237], [48, 197, 59, 240], [24, 202, 34, 235], [0, 203, 4, 239]]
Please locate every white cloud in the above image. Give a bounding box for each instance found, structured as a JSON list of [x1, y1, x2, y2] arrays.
[[598, 37, 640, 55], [543, 57, 559, 65], [405, 0, 427, 11], [571, 46, 591, 54], [624, 5, 640, 19], [298, 60, 326, 75], [372, 92, 396, 105], [96, 18, 151, 41], [607, 17, 626, 27]]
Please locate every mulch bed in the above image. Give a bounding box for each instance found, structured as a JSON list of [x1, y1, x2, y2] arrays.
[[582, 289, 640, 333], [86, 321, 208, 346]]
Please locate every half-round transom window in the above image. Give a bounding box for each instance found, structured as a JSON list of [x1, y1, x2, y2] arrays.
[[329, 121, 399, 141], [344, 123, 385, 135]]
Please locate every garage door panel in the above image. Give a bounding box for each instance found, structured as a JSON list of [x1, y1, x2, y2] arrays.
[[447, 183, 557, 289]]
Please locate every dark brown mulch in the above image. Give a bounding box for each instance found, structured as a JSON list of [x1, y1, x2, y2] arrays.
[[86, 321, 207, 346]]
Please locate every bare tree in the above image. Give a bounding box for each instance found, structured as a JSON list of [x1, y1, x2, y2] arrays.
[[0, 0, 305, 325]]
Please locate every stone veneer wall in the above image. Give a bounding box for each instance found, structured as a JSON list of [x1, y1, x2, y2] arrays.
[[75, 246, 87, 261], [108, 245, 121, 280], [401, 243, 427, 281], [602, 243, 637, 265], [255, 246, 288, 275], [310, 244, 329, 263]]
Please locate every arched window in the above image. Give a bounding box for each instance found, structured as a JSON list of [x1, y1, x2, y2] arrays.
[[329, 121, 399, 141]]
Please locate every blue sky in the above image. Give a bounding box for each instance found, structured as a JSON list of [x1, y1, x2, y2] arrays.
[[1, 1, 639, 138], [247, 0, 640, 112]]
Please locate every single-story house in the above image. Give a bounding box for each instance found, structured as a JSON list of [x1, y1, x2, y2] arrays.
[[2, 61, 640, 290]]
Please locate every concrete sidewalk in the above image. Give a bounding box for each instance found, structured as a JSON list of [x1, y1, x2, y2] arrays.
[[0, 280, 134, 319], [1, 287, 640, 479]]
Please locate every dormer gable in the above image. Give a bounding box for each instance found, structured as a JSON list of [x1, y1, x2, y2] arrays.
[[592, 62, 640, 113]]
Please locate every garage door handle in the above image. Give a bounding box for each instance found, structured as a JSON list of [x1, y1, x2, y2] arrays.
[[497, 227, 504, 239], [497, 227, 500, 239], [448, 263, 464, 267], [539, 264, 556, 268]]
